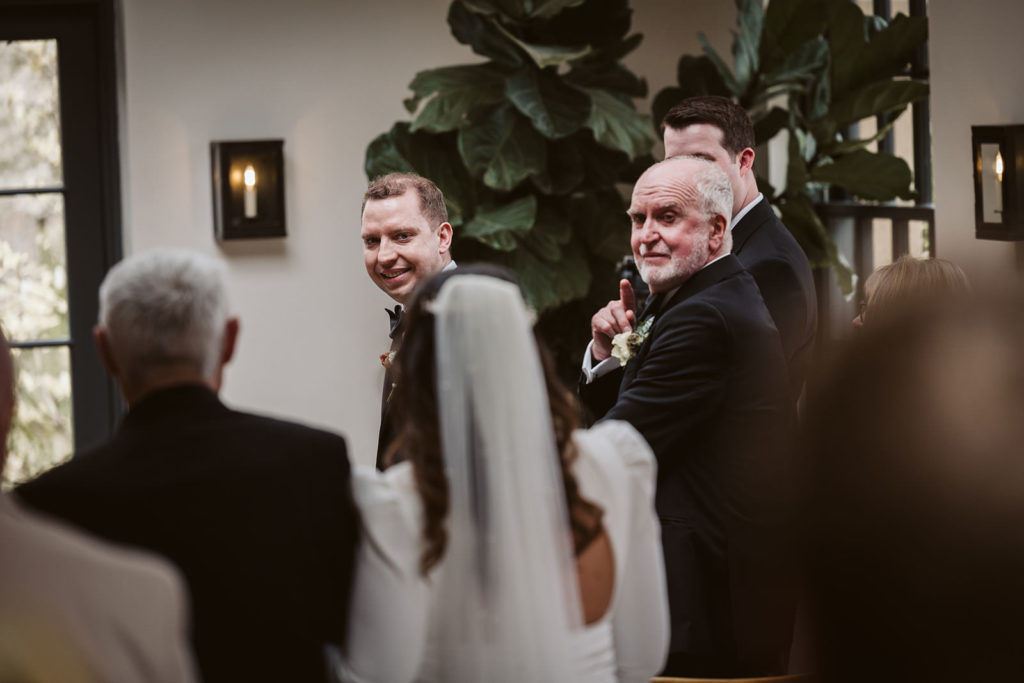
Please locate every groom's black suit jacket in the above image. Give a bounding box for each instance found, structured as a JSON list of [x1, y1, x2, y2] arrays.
[[732, 199, 817, 400], [580, 255, 796, 677], [17, 384, 360, 683]]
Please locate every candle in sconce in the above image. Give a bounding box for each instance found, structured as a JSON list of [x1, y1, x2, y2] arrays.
[[243, 164, 257, 218], [995, 151, 1005, 183]]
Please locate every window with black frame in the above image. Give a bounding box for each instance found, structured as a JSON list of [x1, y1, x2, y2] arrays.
[[1, 0, 122, 487]]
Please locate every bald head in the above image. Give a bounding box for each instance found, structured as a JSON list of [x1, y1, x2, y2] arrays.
[[628, 156, 733, 293]]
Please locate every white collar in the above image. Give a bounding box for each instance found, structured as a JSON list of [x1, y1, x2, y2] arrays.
[[728, 193, 763, 231]]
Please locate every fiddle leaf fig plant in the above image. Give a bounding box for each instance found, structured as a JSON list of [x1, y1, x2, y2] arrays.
[[652, 0, 928, 293], [365, 0, 655, 376]]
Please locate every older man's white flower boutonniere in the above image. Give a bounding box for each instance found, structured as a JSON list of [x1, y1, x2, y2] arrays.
[[610, 317, 654, 367]]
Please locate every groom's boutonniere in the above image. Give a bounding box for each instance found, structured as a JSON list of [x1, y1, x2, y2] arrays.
[[610, 316, 654, 367], [380, 351, 396, 368]]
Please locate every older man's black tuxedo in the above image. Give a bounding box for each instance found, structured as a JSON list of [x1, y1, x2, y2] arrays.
[[732, 198, 817, 399], [17, 384, 360, 683], [581, 255, 796, 677]]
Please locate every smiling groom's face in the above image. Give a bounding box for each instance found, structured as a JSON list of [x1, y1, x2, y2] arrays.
[[360, 191, 452, 304]]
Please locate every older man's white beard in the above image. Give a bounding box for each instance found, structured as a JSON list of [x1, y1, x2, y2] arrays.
[[638, 235, 710, 291]]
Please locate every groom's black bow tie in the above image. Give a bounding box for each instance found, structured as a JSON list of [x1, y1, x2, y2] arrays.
[[387, 305, 404, 338]]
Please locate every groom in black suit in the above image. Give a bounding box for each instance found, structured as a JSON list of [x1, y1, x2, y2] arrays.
[[361, 173, 454, 469], [580, 156, 796, 677], [663, 96, 817, 402], [17, 250, 360, 683]]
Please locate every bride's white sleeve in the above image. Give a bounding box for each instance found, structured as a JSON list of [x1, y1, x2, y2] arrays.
[[601, 421, 671, 683], [334, 463, 429, 683]]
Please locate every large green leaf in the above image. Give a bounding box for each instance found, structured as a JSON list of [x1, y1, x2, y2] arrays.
[[528, 202, 574, 260], [533, 0, 633, 51], [406, 64, 507, 133], [365, 123, 476, 227], [676, 54, 730, 98], [506, 68, 590, 139], [817, 111, 902, 156], [572, 190, 629, 261], [459, 0, 524, 21], [824, 0, 868, 96], [760, 36, 828, 90], [364, 129, 414, 179], [760, 0, 826, 73], [530, 135, 585, 195], [576, 132, 631, 189], [458, 105, 547, 191], [752, 107, 788, 146], [584, 87, 652, 158], [698, 32, 742, 96], [828, 2, 927, 97], [785, 123, 809, 194], [462, 195, 538, 251], [813, 79, 928, 142], [491, 21, 592, 68], [506, 239, 591, 312], [651, 55, 731, 132], [448, 1, 525, 66], [527, 0, 587, 20], [808, 149, 915, 201], [732, 0, 763, 94], [567, 61, 647, 98], [778, 192, 853, 293]]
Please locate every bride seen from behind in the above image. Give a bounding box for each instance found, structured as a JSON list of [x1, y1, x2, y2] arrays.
[[336, 266, 669, 683]]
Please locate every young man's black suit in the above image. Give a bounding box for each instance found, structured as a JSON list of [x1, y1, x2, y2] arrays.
[[17, 385, 360, 683], [731, 198, 817, 399], [581, 255, 795, 677]]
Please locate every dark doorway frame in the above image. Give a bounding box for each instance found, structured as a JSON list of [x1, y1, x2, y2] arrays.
[[2, 0, 123, 451]]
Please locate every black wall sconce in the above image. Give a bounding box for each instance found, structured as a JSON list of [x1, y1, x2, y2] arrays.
[[211, 139, 286, 240], [972, 125, 1024, 241]]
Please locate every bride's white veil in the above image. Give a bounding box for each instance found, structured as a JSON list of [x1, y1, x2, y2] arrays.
[[426, 274, 582, 682]]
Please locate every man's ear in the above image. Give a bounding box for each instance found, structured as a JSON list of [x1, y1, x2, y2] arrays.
[[93, 326, 119, 378], [221, 317, 240, 366], [737, 147, 755, 177], [437, 222, 454, 256], [709, 213, 729, 255]]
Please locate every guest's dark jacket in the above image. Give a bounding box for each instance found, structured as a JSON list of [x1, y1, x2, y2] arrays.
[[581, 255, 796, 677], [17, 384, 360, 683], [732, 198, 817, 400]]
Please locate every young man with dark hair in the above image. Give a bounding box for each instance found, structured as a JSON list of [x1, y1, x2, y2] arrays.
[[663, 96, 817, 400]]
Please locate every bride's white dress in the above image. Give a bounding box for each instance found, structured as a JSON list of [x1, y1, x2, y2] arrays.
[[336, 420, 669, 683]]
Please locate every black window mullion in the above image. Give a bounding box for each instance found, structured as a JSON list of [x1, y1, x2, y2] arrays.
[[2, 0, 124, 453]]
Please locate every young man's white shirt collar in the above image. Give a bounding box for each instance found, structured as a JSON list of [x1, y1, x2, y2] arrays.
[[729, 193, 763, 231]]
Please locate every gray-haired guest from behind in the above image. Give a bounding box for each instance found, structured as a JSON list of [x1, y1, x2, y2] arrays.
[[16, 248, 361, 683], [94, 249, 238, 405]]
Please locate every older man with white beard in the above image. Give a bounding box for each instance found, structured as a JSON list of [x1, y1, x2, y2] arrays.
[[579, 156, 797, 679]]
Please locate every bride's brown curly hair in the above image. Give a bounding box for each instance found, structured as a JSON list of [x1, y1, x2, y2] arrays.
[[384, 265, 604, 575]]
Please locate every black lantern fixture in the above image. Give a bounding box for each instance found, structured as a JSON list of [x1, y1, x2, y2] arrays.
[[972, 125, 1024, 241], [210, 139, 286, 240]]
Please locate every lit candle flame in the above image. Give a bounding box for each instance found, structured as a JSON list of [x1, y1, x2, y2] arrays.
[[244, 164, 257, 188], [995, 152, 1004, 183]]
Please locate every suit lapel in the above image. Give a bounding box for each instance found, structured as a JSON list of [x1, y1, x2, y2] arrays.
[[731, 199, 773, 255], [619, 256, 745, 387]]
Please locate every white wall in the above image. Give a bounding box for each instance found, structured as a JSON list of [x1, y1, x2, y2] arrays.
[[930, 0, 1024, 283], [119, 0, 733, 466]]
